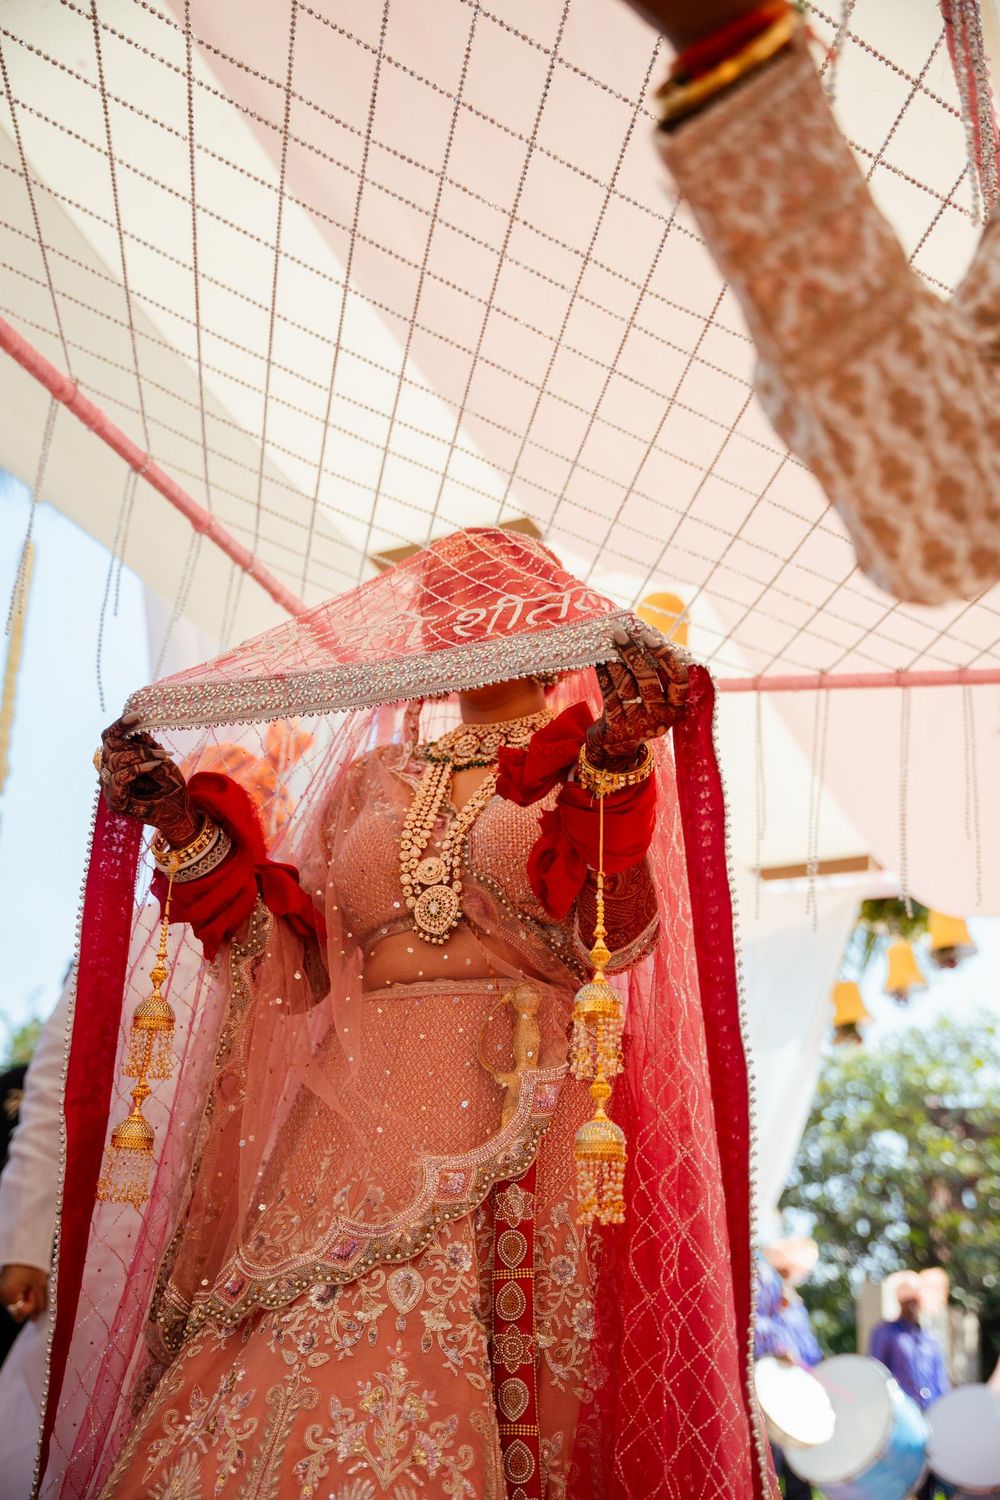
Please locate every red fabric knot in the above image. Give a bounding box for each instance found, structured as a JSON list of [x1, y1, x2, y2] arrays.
[[150, 771, 326, 959], [497, 702, 657, 920], [496, 700, 593, 804]]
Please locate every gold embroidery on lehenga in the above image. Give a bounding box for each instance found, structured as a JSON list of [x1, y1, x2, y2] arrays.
[[535, 1200, 593, 1394], [540, 1433, 568, 1500], [149, 1450, 202, 1500], [254, 1230, 490, 1390], [296, 1343, 477, 1497], [149, 1364, 258, 1481], [238, 1371, 320, 1500], [106, 1223, 500, 1499]]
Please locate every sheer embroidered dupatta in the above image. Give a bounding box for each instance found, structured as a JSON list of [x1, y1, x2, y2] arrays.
[[39, 530, 769, 1499]]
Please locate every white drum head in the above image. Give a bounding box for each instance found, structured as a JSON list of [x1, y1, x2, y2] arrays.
[[927, 1385, 1000, 1491], [756, 1358, 837, 1449], [791, 1355, 895, 1484]]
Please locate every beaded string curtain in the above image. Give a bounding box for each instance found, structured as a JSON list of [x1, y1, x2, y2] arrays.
[[1, 0, 999, 916], [0, 0, 994, 677]]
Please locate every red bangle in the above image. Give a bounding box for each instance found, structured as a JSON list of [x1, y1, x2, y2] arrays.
[[671, 1, 791, 81]]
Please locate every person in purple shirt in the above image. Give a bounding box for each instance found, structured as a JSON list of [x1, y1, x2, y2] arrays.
[[869, 1274, 951, 1500], [756, 1239, 824, 1499]]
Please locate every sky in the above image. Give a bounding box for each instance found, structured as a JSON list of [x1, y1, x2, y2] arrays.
[[0, 469, 149, 1041]]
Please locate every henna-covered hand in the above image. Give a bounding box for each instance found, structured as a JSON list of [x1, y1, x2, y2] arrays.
[[99, 711, 201, 846], [587, 623, 689, 770]]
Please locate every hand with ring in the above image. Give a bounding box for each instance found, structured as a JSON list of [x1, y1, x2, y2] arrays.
[[0, 1263, 49, 1324], [587, 622, 689, 771]]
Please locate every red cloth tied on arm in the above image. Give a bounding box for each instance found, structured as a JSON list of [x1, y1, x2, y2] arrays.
[[150, 771, 326, 960], [497, 702, 657, 921]]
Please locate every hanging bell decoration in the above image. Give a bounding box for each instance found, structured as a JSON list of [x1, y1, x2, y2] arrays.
[[928, 911, 976, 971], [830, 980, 870, 1045], [883, 939, 927, 1005], [97, 856, 178, 1208], [573, 793, 627, 1226]]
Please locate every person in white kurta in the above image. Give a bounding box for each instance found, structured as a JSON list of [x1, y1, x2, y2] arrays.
[[0, 991, 66, 1500]]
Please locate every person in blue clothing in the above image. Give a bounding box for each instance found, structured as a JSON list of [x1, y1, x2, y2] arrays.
[[756, 1238, 824, 1499], [869, 1273, 951, 1500]]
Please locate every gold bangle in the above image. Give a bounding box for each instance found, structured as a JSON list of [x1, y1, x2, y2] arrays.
[[577, 741, 654, 798], [170, 826, 233, 883], [151, 816, 216, 872], [654, 9, 801, 130]]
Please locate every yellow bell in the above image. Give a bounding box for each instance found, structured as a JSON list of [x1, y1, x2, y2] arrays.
[[830, 980, 870, 1044], [928, 911, 976, 969], [637, 592, 689, 648], [883, 940, 927, 1004]]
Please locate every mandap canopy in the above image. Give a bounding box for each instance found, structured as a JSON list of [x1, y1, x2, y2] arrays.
[[1, 0, 999, 1222]]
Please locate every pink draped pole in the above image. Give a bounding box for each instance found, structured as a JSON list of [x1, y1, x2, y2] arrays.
[[714, 667, 1000, 692], [0, 314, 307, 618], [4, 315, 1000, 694]]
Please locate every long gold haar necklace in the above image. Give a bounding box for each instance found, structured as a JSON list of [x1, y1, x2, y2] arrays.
[[400, 709, 552, 944]]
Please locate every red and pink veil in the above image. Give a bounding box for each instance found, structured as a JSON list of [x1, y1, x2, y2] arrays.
[[38, 529, 771, 1499]]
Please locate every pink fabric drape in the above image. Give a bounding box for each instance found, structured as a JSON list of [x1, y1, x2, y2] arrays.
[[40, 802, 142, 1479], [568, 666, 766, 1500]]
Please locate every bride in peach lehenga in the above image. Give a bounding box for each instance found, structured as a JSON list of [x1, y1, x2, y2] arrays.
[[38, 531, 769, 1500]]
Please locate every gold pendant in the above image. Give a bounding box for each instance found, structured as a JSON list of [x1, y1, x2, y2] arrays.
[[414, 855, 446, 886], [400, 709, 553, 946], [413, 883, 461, 940]]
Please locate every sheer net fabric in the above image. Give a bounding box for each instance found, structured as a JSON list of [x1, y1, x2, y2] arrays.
[[43, 532, 766, 1499], [127, 529, 632, 728]]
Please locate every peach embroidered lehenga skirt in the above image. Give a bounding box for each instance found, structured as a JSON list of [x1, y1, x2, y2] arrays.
[[101, 999, 592, 1500]]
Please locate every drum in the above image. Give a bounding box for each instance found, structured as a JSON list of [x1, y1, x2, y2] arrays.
[[786, 1355, 928, 1500], [756, 1357, 836, 1450], [926, 1384, 1000, 1496]]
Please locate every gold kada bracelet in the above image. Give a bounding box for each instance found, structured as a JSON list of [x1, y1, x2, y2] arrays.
[[654, 8, 801, 130], [151, 816, 217, 873], [577, 741, 654, 798]]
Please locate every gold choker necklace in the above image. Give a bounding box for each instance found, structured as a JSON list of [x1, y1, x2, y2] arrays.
[[401, 709, 552, 944]]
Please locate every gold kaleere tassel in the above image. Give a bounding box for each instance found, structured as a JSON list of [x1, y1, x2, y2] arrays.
[[573, 790, 626, 1226], [569, 869, 623, 1083], [96, 1081, 156, 1208], [123, 908, 176, 1081], [97, 856, 178, 1207], [574, 1077, 626, 1227]]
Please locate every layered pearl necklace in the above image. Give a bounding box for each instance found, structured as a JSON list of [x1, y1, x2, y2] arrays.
[[400, 709, 552, 944]]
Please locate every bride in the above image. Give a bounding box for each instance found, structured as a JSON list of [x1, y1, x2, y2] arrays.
[[40, 530, 767, 1500]]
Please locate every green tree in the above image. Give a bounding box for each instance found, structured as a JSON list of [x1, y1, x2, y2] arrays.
[[781, 1014, 1000, 1375], [3, 1014, 42, 1067]]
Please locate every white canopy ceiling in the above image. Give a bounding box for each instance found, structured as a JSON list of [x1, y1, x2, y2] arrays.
[[1, 0, 998, 910]]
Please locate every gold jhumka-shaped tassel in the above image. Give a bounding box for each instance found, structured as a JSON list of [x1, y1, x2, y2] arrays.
[[97, 857, 178, 1208], [572, 794, 627, 1227], [569, 877, 623, 1084]]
